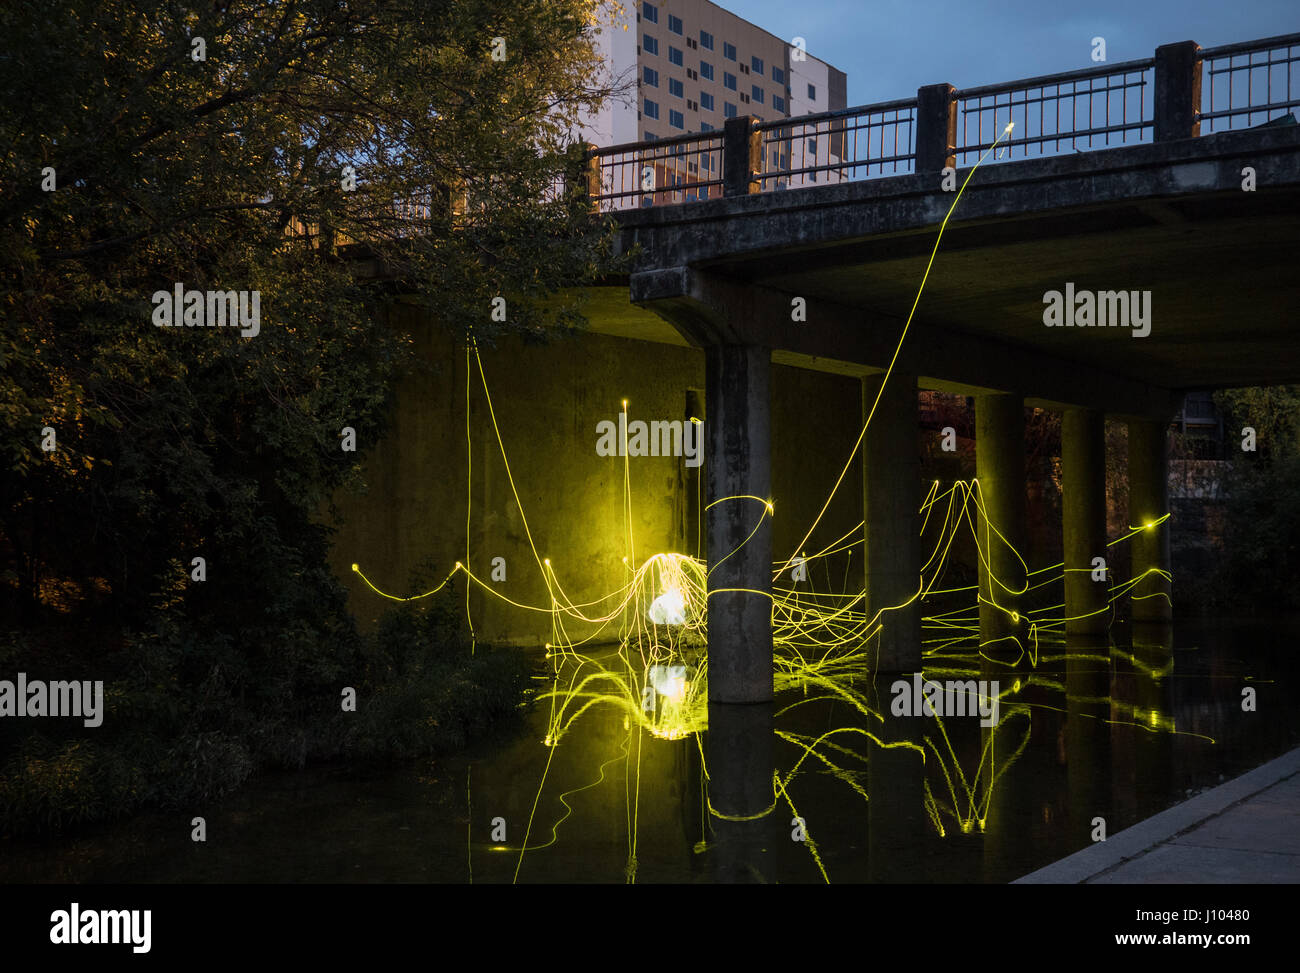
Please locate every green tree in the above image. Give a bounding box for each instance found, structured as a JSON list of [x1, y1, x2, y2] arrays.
[[0, 0, 623, 831], [1207, 387, 1300, 611]]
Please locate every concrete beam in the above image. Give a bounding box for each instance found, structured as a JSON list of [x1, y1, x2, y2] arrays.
[[976, 393, 1028, 648], [863, 371, 922, 670], [616, 127, 1300, 269], [629, 267, 1177, 419], [1062, 409, 1110, 635]]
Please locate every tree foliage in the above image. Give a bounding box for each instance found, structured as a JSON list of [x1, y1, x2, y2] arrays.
[[0, 0, 623, 831]]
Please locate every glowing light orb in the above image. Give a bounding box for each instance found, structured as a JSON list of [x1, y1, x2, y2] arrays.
[[647, 589, 686, 626], [648, 664, 688, 701]]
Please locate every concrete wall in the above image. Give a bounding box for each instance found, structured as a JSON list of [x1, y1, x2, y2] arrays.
[[328, 303, 864, 646]]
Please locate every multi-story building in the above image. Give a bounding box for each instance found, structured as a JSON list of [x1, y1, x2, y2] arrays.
[[578, 1, 848, 202]]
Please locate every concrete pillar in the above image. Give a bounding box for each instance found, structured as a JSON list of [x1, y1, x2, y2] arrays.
[[707, 702, 775, 882], [862, 371, 921, 671], [1128, 418, 1173, 622], [706, 345, 772, 703], [915, 83, 957, 174], [1062, 409, 1109, 635], [722, 116, 761, 198], [1154, 41, 1202, 142], [1066, 639, 1113, 847], [975, 394, 1027, 647], [565, 141, 601, 207]]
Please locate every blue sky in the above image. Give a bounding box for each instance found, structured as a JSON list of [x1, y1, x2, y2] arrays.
[[724, 0, 1298, 107]]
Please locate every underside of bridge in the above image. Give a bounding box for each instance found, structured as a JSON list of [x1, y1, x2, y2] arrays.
[[572, 124, 1300, 702]]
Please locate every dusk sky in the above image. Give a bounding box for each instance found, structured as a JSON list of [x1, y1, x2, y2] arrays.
[[724, 0, 1298, 107]]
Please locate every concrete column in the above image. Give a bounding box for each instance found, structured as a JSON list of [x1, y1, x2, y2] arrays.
[[565, 141, 601, 207], [706, 345, 772, 703], [862, 371, 921, 671], [1128, 418, 1173, 622], [915, 83, 957, 174], [976, 394, 1027, 647], [1154, 40, 1202, 141], [722, 116, 761, 198], [707, 701, 775, 882], [1062, 409, 1109, 635]]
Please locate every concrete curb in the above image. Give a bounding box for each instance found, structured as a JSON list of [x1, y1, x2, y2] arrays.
[[1012, 745, 1300, 884]]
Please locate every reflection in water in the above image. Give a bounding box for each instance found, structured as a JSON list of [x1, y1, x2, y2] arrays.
[[324, 124, 1237, 881], [469, 622, 1222, 883], [348, 357, 1205, 882], [342, 133, 1205, 880]]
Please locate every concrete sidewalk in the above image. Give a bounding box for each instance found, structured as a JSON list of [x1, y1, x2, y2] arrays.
[[1015, 746, 1300, 883]]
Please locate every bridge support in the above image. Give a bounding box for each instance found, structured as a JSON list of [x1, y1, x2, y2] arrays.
[[705, 344, 774, 703], [1062, 409, 1110, 635], [862, 370, 921, 670], [1128, 418, 1173, 623], [976, 394, 1027, 648]]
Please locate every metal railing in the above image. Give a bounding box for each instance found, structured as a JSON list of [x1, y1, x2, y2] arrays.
[[583, 31, 1300, 212], [589, 129, 724, 211], [754, 98, 917, 190], [1200, 32, 1300, 133], [955, 59, 1155, 164]]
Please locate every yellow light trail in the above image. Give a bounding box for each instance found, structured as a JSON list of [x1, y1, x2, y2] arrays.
[[351, 119, 1198, 882]]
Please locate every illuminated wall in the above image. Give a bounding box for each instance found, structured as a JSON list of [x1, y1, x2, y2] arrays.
[[327, 301, 865, 646]]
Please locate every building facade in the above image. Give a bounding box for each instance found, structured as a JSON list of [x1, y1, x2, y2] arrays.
[[579, 1, 849, 198]]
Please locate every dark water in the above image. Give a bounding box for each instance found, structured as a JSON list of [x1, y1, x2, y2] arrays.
[[3, 616, 1298, 884]]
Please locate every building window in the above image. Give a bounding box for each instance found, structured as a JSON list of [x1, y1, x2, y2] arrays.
[[668, 45, 683, 66], [723, 42, 736, 61], [751, 56, 764, 74], [772, 66, 785, 84], [700, 30, 714, 50], [807, 137, 818, 157], [701, 122, 714, 132], [808, 83, 816, 100], [751, 85, 764, 104], [643, 34, 658, 55], [669, 77, 683, 97], [724, 101, 737, 118], [700, 60, 714, 81], [643, 67, 658, 87], [723, 71, 736, 90], [668, 14, 682, 34], [644, 99, 659, 119], [644, 131, 656, 141], [773, 95, 785, 112], [642, 2, 657, 23], [669, 109, 684, 129], [701, 91, 714, 111]]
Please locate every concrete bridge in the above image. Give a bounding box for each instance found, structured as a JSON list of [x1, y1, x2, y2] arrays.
[[573, 34, 1300, 702]]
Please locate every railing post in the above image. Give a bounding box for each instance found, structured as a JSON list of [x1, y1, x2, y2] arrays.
[[723, 116, 761, 197], [1154, 40, 1201, 141], [565, 141, 601, 205], [915, 83, 957, 173]]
